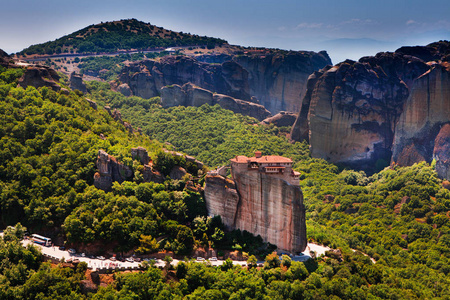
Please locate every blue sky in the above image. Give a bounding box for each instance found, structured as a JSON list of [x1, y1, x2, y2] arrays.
[[1, 0, 449, 63]]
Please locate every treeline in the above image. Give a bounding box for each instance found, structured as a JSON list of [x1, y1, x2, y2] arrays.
[[19, 19, 227, 56]]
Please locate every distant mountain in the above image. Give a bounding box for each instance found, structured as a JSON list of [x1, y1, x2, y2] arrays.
[[317, 38, 398, 64], [18, 18, 227, 56]]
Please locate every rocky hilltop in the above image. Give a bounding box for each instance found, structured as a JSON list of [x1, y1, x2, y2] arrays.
[[204, 153, 306, 253], [115, 50, 331, 114], [290, 41, 450, 175]]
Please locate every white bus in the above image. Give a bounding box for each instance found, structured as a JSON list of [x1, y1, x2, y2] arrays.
[[31, 234, 52, 247]]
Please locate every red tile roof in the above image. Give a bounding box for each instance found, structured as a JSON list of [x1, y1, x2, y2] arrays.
[[230, 155, 292, 164]]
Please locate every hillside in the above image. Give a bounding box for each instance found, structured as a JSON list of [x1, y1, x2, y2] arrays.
[[18, 18, 227, 56], [2, 53, 450, 297]]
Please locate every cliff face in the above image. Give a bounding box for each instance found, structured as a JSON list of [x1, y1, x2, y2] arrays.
[[161, 83, 272, 121], [234, 51, 331, 113], [204, 169, 307, 253], [69, 72, 87, 93], [392, 63, 450, 174], [94, 150, 133, 191], [17, 66, 61, 92], [290, 41, 450, 175], [117, 55, 251, 101], [0, 49, 11, 67], [116, 50, 331, 114]]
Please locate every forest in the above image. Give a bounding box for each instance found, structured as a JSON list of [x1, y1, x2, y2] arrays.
[[1, 63, 450, 298]]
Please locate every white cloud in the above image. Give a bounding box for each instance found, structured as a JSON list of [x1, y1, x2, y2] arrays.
[[406, 19, 418, 26], [296, 22, 323, 29]]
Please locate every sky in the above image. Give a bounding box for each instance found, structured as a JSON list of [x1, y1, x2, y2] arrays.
[[1, 0, 449, 63]]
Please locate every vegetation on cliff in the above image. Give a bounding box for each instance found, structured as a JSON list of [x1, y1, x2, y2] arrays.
[[18, 19, 227, 56]]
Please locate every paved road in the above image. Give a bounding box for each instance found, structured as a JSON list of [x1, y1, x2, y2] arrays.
[[22, 239, 254, 270]]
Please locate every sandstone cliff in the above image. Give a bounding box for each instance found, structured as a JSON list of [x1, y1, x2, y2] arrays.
[[233, 51, 331, 113], [116, 50, 331, 114], [69, 72, 87, 93], [0, 49, 11, 67], [94, 150, 133, 191], [17, 66, 61, 91], [392, 63, 450, 176], [290, 41, 450, 175], [161, 83, 272, 121], [204, 165, 307, 253], [261, 111, 299, 127]]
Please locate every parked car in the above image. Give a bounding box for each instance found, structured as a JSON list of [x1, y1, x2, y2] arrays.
[[58, 246, 65, 251], [81, 253, 86, 257], [196, 257, 205, 261], [96, 256, 105, 260], [210, 257, 218, 261], [110, 256, 116, 261], [126, 257, 134, 262], [68, 248, 76, 254], [134, 257, 141, 262]]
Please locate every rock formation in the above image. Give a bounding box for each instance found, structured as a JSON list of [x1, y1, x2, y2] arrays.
[[94, 150, 133, 191], [131, 146, 150, 165], [0, 49, 11, 67], [392, 62, 450, 176], [204, 152, 306, 253], [69, 72, 87, 93], [17, 66, 61, 91], [115, 50, 331, 114], [161, 83, 272, 120], [290, 41, 450, 175], [233, 51, 331, 113], [261, 111, 298, 127]]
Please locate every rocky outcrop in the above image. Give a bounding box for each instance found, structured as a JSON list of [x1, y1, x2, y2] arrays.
[[86, 98, 97, 110], [204, 175, 240, 225], [0, 49, 11, 67], [104, 106, 135, 133], [169, 166, 187, 180], [116, 51, 331, 114], [290, 41, 450, 175], [69, 72, 87, 93], [142, 164, 165, 183], [94, 150, 133, 191], [392, 62, 450, 175], [233, 51, 331, 113], [204, 155, 307, 253], [17, 66, 61, 91], [131, 146, 150, 165], [116, 55, 251, 101], [161, 83, 272, 120], [261, 111, 298, 127]]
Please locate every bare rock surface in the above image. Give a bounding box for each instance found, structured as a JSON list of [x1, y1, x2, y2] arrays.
[[392, 62, 450, 173], [161, 83, 272, 120], [17, 66, 61, 91], [261, 111, 298, 127], [94, 150, 133, 191], [131, 146, 150, 165], [0, 49, 11, 67], [204, 156, 306, 253], [290, 41, 450, 176], [116, 51, 331, 114], [69, 72, 87, 93]]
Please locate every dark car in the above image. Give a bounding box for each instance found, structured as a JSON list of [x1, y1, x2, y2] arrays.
[[58, 246, 65, 251]]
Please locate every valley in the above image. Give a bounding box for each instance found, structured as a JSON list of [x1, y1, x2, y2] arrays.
[[1, 17, 450, 299]]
